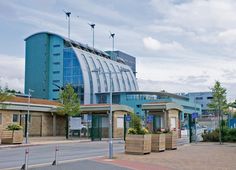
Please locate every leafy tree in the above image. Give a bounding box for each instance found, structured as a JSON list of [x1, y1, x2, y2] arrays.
[[0, 86, 12, 102], [208, 81, 228, 144], [57, 84, 80, 139]]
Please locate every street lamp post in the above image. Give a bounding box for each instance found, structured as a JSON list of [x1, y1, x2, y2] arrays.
[[108, 71, 113, 159], [64, 11, 71, 39], [92, 67, 129, 159], [26, 89, 34, 144], [194, 98, 197, 144], [89, 23, 95, 49]]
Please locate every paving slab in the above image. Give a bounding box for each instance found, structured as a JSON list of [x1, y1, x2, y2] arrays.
[[114, 142, 236, 170]]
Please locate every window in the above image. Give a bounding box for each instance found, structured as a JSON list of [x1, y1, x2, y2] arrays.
[[0, 113, 2, 124], [53, 44, 60, 47], [13, 114, 19, 122], [53, 89, 59, 92], [53, 71, 60, 74], [195, 97, 203, 100], [53, 80, 60, 83], [53, 62, 60, 65], [53, 53, 60, 56], [207, 97, 213, 99]]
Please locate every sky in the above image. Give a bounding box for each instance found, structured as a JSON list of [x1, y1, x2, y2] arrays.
[[0, 0, 236, 101]]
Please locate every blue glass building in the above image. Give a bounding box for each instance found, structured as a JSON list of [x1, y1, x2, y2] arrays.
[[25, 32, 138, 104]]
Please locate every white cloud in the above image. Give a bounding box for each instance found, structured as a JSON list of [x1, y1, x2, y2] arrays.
[[143, 36, 184, 51], [218, 29, 236, 44], [0, 54, 24, 92]]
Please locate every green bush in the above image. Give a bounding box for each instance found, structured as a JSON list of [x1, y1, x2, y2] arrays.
[[127, 113, 149, 135], [6, 124, 23, 131], [129, 113, 142, 133], [202, 127, 236, 142], [127, 128, 137, 134]]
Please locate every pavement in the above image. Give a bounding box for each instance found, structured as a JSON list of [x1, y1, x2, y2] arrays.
[[115, 142, 236, 170], [18, 142, 236, 170], [0, 136, 124, 149]]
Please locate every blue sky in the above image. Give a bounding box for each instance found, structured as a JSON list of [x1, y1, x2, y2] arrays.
[[0, 0, 236, 100]]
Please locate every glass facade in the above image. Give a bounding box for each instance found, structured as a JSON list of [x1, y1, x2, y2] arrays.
[[63, 48, 84, 103], [126, 94, 169, 101]]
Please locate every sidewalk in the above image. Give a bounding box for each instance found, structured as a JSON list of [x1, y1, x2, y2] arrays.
[[0, 137, 88, 149], [113, 142, 236, 170], [0, 136, 124, 149]]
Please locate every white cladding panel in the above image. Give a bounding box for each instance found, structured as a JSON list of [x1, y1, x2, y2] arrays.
[[72, 47, 138, 104]]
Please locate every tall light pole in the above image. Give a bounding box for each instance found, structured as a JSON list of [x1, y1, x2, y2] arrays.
[[110, 32, 115, 51], [194, 98, 197, 144], [64, 10, 71, 39], [92, 67, 129, 159], [89, 23, 95, 49], [26, 89, 34, 144], [110, 32, 115, 60]]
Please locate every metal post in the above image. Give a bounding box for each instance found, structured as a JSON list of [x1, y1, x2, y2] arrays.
[[68, 14, 70, 39], [21, 148, 29, 170], [64, 11, 71, 39], [92, 27, 94, 49], [109, 71, 113, 159], [52, 145, 59, 165], [26, 89, 33, 144], [218, 109, 222, 144], [194, 99, 197, 144]]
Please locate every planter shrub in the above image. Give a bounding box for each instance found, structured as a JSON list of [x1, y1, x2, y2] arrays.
[[125, 113, 151, 154], [1, 124, 23, 144], [125, 134, 152, 154], [165, 131, 177, 150], [151, 133, 165, 152]]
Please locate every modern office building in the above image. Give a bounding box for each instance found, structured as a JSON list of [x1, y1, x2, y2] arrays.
[[25, 31, 203, 142], [185, 92, 214, 116], [25, 31, 201, 116], [105, 51, 136, 76], [25, 32, 138, 104]]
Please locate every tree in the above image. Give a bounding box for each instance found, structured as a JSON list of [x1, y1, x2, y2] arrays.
[[208, 81, 228, 144], [0, 86, 12, 102], [57, 84, 80, 139]]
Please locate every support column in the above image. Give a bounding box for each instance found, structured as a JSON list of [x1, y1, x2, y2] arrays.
[[53, 114, 57, 136], [163, 110, 167, 130]]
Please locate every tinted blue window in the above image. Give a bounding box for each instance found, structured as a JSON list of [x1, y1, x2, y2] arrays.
[[63, 48, 84, 103]]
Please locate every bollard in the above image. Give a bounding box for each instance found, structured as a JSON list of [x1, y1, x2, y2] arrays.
[[52, 145, 59, 166], [21, 148, 29, 170]]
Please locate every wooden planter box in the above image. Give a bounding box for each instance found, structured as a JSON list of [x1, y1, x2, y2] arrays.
[[1, 130, 23, 144], [165, 133, 177, 150], [125, 134, 151, 154], [151, 134, 165, 152]]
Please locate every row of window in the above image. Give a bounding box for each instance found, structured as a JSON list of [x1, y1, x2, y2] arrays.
[[0, 113, 32, 124], [195, 96, 213, 100], [126, 94, 168, 101]]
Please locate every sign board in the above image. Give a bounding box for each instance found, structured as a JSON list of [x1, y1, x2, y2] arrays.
[[70, 117, 82, 130], [192, 112, 198, 119], [117, 117, 124, 128], [126, 115, 131, 122], [147, 115, 153, 123]]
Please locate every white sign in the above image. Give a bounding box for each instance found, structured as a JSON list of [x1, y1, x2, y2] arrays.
[[170, 117, 176, 129], [70, 117, 81, 130], [117, 117, 124, 128]]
